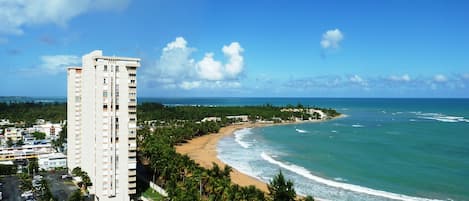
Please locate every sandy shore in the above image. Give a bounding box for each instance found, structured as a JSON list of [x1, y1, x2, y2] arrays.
[[182, 113, 437, 201], [175, 123, 270, 191], [175, 112, 436, 201], [175, 116, 345, 193]]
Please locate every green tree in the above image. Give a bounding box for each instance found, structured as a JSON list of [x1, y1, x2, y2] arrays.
[[16, 139, 24, 146], [40, 179, 56, 201], [268, 170, 296, 201], [0, 164, 17, 175], [72, 167, 83, 176], [28, 158, 39, 175], [67, 190, 83, 201], [6, 138, 13, 147], [19, 173, 33, 191], [33, 131, 46, 140], [81, 172, 92, 188]]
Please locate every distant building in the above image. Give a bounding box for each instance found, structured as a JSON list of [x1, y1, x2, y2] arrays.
[[38, 152, 67, 170], [4, 127, 24, 142], [32, 123, 62, 139], [226, 115, 249, 122], [201, 117, 222, 122], [68, 50, 139, 200], [0, 119, 12, 126], [36, 119, 46, 125]]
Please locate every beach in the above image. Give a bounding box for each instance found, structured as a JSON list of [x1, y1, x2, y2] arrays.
[[175, 123, 270, 192], [174, 118, 338, 193]]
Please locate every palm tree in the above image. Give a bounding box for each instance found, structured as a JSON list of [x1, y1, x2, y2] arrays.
[[268, 170, 296, 201], [28, 158, 39, 175], [72, 167, 83, 176]]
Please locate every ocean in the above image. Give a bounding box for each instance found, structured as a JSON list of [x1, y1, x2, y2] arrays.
[[214, 98, 469, 201], [3, 97, 468, 200]]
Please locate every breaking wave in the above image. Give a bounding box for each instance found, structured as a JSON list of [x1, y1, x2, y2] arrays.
[[260, 152, 442, 201]]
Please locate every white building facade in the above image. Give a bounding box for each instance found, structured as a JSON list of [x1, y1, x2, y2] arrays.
[[38, 152, 67, 170], [67, 50, 139, 201]]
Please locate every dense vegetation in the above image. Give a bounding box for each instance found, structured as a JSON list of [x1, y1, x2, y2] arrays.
[[138, 123, 317, 200], [0, 102, 66, 126], [138, 102, 340, 123], [0, 102, 340, 126], [0, 164, 17, 175]]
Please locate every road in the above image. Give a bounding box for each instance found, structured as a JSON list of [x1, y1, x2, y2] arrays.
[[0, 175, 21, 201]]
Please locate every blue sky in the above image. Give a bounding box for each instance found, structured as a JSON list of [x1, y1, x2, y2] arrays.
[[1, 0, 468, 97]]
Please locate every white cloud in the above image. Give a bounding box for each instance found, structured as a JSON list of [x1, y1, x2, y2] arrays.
[[223, 42, 244, 78], [389, 74, 411, 82], [196, 53, 224, 81], [157, 37, 196, 78], [143, 37, 245, 90], [164, 37, 189, 51], [349, 75, 367, 86], [433, 74, 447, 82], [320, 29, 344, 49], [0, 0, 129, 36], [179, 81, 201, 90], [462, 73, 469, 80], [39, 55, 80, 74]]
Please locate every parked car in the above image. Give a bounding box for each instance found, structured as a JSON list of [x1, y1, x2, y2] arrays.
[[61, 174, 71, 179]]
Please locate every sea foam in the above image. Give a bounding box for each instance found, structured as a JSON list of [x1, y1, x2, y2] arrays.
[[260, 152, 442, 201], [234, 128, 253, 148], [295, 128, 308, 133], [414, 112, 468, 123]]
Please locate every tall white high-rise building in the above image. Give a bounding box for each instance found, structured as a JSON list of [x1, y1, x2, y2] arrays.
[[67, 50, 139, 200]]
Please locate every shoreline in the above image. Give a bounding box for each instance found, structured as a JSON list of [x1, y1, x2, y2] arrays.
[[175, 115, 346, 193]]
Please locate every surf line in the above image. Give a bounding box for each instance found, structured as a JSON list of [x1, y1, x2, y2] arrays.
[[260, 152, 441, 201]]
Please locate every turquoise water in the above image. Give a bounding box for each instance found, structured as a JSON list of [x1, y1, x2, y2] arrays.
[[217, 99, 469, 201]]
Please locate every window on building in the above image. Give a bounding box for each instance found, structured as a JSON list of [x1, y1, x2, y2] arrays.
[[116, 66, 119, 72], [116, 105, 119, 110], [104, 65, 108, 72], [103, 104, 108, 110], [103, 78, 107, 84], [103, 90, 108, 97]]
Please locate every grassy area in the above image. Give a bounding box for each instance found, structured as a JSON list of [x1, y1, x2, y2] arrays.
[[142, 188, 166, 201]]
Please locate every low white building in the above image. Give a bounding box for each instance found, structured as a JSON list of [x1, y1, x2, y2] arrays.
[[32, 123, 62, 139], [0, 144, 55, 161], [226, 115, 249, 122], [201, 117, 221, 122], [38, 152, 67, 170], [4, 127, 24, 142], [0, 119, 12, 126]]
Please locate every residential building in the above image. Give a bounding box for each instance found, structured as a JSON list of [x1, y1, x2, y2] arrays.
[[32, 123, 62, 139], [38, 152, 67, 170], [4, 127, 24, 142], [68, 50, 139, 201], [226, 115, 249, 122], [0, 144, 55, 161], [201, 117, 222, 122]]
